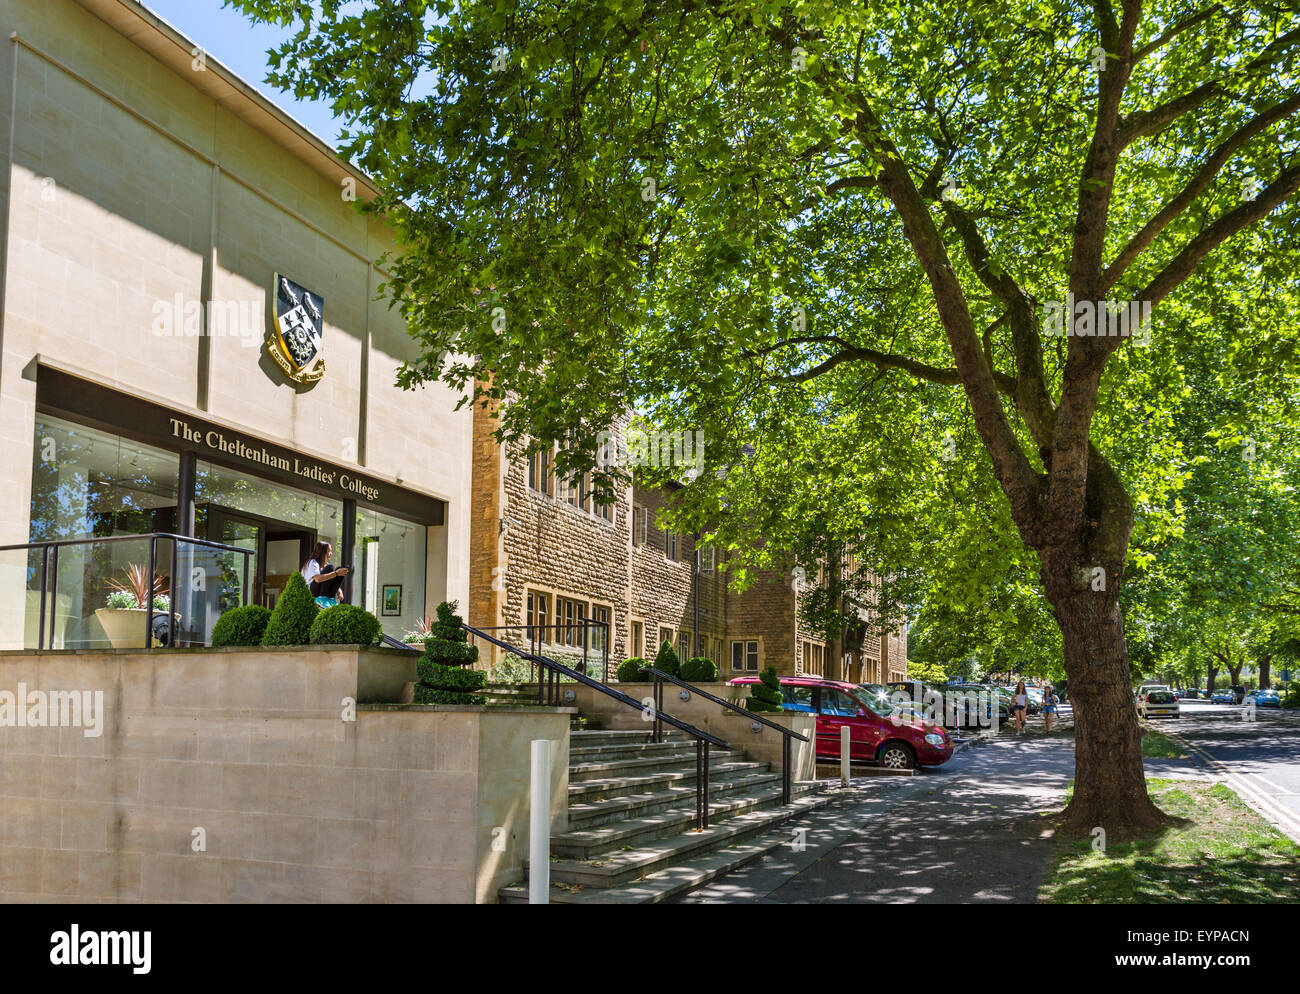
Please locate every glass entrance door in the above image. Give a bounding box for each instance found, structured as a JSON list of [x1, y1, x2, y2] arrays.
[[203, 506, 315, 611]]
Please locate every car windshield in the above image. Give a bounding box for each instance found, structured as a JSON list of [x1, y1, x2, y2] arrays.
[[1147, 692, 1175, 704]]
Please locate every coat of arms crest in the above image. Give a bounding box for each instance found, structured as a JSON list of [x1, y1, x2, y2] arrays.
[[268, 274, 325, 383]]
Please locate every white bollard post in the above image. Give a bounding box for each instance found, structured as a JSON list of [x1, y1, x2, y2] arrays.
[[529, 738, 551, 905], [840, 725, 850, 786]]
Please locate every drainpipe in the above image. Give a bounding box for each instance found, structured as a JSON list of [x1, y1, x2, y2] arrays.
[[692, 533, 700, 659]]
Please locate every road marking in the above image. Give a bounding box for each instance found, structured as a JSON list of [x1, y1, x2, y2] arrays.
[[1158, 724, 1300, 844]]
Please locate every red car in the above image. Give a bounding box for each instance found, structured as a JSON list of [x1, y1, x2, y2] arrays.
[[729, 676, 954, 770]]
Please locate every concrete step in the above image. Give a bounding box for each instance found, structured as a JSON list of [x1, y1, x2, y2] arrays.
[[569, 740, 704, 764], [567, 770, 783, 831], [499, 789, 832, 899], [499, 835, 784, 905], [568, 750, 744, 783], [570, 729, 675, 748], [567, 760, 771, 802], [552, 781, 823, 858]]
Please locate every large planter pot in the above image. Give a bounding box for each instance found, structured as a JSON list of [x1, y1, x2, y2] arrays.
[[94, 608, 177, 649]]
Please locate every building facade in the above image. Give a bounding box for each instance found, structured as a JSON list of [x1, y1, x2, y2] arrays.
[[0, 0, 471, 649], [0, 0, 907, 684], [467, 406, 908, 683]]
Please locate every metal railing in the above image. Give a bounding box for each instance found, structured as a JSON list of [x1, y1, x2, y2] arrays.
[[460, 621, 729, 829], [641, 667, 809, 806], [1, 532, 255, 650], [467, 621, 611, 683]]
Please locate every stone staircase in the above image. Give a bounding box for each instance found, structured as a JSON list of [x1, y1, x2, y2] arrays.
[[498, 728, 832, 903], [481, 684, 599, 729]]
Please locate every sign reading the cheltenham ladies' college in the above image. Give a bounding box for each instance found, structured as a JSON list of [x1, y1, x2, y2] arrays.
[[267, 274, 325, 384], [35, 365, 446, 526]]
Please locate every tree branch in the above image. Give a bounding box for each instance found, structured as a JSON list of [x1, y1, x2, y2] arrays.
[[775, 343, 1017, 397], [1101, 91, 1300, 293], [1119, 28, 1300, 146], [1133, 4, 1223, 62], [1129, 161, 1300, 327]]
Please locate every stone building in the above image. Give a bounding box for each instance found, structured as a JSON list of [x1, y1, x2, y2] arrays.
[[467, 406, 908, 684], [0, 0, 906, 686], [0, 0, 469, 651]]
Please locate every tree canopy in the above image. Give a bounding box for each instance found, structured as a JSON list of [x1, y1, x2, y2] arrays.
[[230, 0, 1300, 833]]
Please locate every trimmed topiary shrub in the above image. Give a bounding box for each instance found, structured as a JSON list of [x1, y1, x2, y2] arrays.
[[682, 656, 719, 683], [748, 666, 783, 712], [653, 640, 680, 677], [617, 657, 648, 683], [309, 604, 381, 646], [212, 604, 272, 647], [261, 573, 318, 646], [413, 601, 486, 704]]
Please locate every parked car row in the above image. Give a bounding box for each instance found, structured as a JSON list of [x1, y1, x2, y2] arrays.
[[1135, 684, 1284, 708], [729, 676, 955, 770]]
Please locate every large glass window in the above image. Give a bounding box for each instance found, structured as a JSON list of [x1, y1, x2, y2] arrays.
[[355, 507, 427, 640], [30, 415, 178, 541], [20, 417, 182, 650], [195, 460, 339, 536]]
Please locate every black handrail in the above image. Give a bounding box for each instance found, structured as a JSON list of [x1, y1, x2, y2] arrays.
[[461, 621, 728, 830], [471, 621, 611, 683], [4, 532, 255, 650], [641, 667, 808, 806]]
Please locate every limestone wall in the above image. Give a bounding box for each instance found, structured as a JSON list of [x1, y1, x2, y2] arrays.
[[0, 646, 570, 902]]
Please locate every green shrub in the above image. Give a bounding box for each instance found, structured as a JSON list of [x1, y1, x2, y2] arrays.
[[617, 657, 648, 683], [653, 640, 680, 677], [1282, 686, 1300, 709], [211, 604, 272, 647], [682, 656, 719, 683], [260, 572, 318, 646], [309, 604, 381, 646], [412, 601, 485, 705], [490, 653, 536, 684], [748, 666, 783, 713]]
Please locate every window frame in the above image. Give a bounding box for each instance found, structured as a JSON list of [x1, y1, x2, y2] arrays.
[[731, 639, 759, 672], [526, 589, 550, 644]]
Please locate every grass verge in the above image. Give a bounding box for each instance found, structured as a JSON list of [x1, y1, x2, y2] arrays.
[[1141, 727, 1188, 759], [1040, 778, 1300, 903]]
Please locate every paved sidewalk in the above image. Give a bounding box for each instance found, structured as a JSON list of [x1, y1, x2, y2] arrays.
[[677, 715, 1083, 903]]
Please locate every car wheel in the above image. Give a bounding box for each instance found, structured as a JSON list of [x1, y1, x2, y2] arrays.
[[878, 742, 915, 770]]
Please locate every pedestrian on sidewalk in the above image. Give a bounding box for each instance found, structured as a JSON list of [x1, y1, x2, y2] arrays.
[[1042, 685, 1058, 734], [1012, 681, 1028, 734]]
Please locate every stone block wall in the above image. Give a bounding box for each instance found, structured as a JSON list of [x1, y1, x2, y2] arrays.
[[0, 646, 570, 903]]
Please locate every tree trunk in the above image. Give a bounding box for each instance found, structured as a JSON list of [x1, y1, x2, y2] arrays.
[[1258, 654, 1271, 690], [1206, 664, 1218, 698], [1053, 591, 1168, 837]]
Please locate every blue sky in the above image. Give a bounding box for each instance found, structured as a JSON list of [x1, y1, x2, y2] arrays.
[[139, 0, 343, 149]]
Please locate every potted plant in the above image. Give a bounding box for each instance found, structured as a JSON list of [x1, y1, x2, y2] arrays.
[[94, 564, 171, 649], [401, 614, 434, 647]]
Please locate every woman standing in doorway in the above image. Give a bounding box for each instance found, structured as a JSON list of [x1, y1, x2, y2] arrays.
[[1042, 685, 1059, 734], [301, 541, 349, 609], [1012, 681, 1029, 735]]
